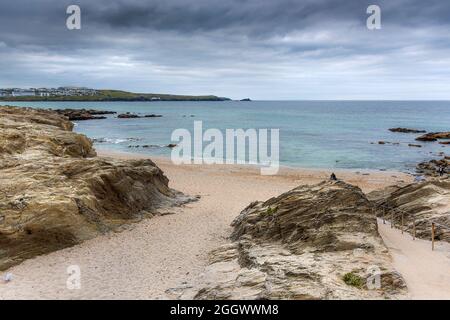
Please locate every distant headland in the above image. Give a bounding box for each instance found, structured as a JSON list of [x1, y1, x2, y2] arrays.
[[0, 87, 231, 102]]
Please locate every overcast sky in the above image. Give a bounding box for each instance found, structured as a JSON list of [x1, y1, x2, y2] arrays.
[[1, 0, 450, 100]]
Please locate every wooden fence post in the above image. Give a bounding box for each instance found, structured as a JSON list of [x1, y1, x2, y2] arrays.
[[391, 210, 394, 229], [432, 222, 435, 251], [401, 213, 404, 234]]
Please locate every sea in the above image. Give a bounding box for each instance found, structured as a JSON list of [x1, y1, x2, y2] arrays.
[[4, 100, 450, 173]]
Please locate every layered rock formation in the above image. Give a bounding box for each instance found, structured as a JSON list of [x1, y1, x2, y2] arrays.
[[0, 106, 190, 270], [180, 181, 407, 300], [370, 179, 450, 242]]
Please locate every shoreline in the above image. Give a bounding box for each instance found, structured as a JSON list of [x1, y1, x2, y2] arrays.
[[97, 149, 414, 193], [0, 149, 413, 299]]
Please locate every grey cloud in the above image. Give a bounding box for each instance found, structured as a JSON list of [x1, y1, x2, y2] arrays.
[[1, 0, 450, 99]]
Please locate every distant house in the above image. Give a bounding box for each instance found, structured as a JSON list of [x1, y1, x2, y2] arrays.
[[151, 97, 161, 101], [1, 86, 98, 98], [12, 89, 36, 97]]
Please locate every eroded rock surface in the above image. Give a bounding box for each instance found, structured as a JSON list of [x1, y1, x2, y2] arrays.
[[179, 181, 407, 300], [0, 106, 190, 270]]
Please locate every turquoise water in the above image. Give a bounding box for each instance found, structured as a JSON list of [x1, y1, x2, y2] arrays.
[[4, 101, 450, 172]]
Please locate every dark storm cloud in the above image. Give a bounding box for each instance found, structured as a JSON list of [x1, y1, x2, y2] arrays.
[[2, 0, 449, 46], [1, 0, 450, 99]]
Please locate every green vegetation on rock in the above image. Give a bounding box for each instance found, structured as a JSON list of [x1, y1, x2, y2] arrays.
[[343, 272, 365, 288]]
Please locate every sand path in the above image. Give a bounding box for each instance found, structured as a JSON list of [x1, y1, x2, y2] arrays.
[[378, 219, 450, 299], [0, 153, 412, 299]]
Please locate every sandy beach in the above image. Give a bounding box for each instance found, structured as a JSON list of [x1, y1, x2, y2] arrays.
[[0, 150, 417, 299]]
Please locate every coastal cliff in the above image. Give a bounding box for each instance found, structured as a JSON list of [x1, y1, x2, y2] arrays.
[[0, 106, 190, 270], [180, 181, 407, 300]]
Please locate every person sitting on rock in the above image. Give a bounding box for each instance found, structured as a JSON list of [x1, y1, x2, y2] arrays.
[[330, 173, 337, 181]]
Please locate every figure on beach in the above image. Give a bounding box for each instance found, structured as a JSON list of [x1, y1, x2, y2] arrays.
[[330, 173, 337, 181]]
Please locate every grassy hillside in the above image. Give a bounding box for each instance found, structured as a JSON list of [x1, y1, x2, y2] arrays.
[[0, 90, 230, 102]]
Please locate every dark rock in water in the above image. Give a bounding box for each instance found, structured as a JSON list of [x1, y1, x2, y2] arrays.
[[440, 141, 450, 145], [118, 113, 162, 119], [416, 132, 450, 142], [55, 108, 115, 121], [389, 128, 426, 133], [240, 98, 252, 101], [144, 114, 162, 118], [180, 181, 407, 300], [118, 113, 141, 119], [408, 144, 422, 148], [166, 144, 177, 148], [378, 141, 387, 145]]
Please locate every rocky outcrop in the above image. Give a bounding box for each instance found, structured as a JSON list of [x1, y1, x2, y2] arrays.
[[179, 181, 407, 300], [416, 132, 450, 142], [55, 108, 116, 121], [389, 128, 426, 134], [0, 106, 190, 270], [416, 158, 449, 176], [370, 179, 450, 242]]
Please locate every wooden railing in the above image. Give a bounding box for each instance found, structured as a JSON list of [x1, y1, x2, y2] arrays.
[[376, 204, 450, 251]]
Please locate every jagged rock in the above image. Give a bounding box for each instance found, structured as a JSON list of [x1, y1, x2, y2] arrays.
[[181, 181, 407, 300], [0, 106, 192, 270], [370, 179, 450, 242], [416, 132, 450, 142], [54, 108, 116, 121], [389, 128, 426, 133]]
